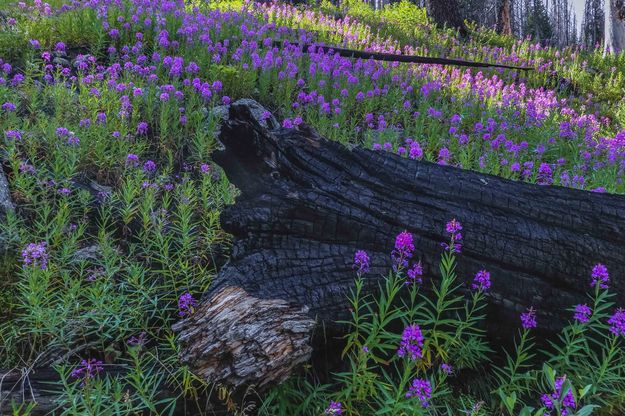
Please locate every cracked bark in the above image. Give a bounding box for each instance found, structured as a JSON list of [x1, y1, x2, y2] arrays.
[[173, 100, 625, 390]]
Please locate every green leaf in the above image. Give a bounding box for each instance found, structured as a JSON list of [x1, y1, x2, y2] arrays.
[[575, 404, 598, 416]]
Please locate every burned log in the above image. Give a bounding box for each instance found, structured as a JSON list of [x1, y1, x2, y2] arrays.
[[272, 40, 533, 71], [173, 100, 625, 389], [0, 366, 222, 415]]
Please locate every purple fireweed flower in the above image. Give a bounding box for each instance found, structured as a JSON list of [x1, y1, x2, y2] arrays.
[[126, 153, 139, 167], [55, 42, 66, 52], [405, 378, 432, 408], [608, 308, 625, 336], [521, 307, 537, 329], [574, 304, 592, 324], [5, 130, 22, 141], [55, 127, 69, 137], [19, 163, 35, 174], [136, 121, 148, 135], [441, 363, 453, 375], [127, 331, 147, 347], [221, 95, 231, 105], [541, 376, 576, 415], [472, 270, 491, 291], [392, 231, 414, 268], [537, 163, 553, 185], [96, 112, 107, 124], [406, 261, 423, 285], [178, 292, 197, 317], [591, 263, 609, 289], [21, 241, 48, 270], [397, 324, 424, 360], [11, 74, 24, 86], [29, 39, 41, 49], [143, 160, 156, 172], [353, 250, 370, 275], [66, 136, 80, 145], [57, 187, 71, 195], [324, 401, 342, 415], [409, 141, 423, 159], [71, 358, 103, 385], [442, 218, 463, 253], [446, 218, 462, 234], [141, 181, 155, 190], [2, 102, 16, 112], [200, 164, 211, 174]]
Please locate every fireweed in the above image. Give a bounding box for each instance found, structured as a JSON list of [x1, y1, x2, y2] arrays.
[[263, 222, 621, 415], [2, 0, 625, 414]]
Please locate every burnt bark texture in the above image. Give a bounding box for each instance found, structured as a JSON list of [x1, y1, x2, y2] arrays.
[[174, 100, 625, 389], [427, 0, 467, 35], [0, 367, 222, 415], [272, 41, 532, 70], [172, 286, 315, 389]]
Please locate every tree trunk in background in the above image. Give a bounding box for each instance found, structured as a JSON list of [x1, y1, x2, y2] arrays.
[[173, 100, 625, 390], [427, 0, 467, 35], [604, 0, 625, 54], [497, 0, 513, 35]]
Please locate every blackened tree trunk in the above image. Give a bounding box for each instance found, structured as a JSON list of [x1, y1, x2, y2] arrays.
[[497, 0, 513, 35], [172, 100, 625, 390], [0, 367, 192, 415], [427, 0, 467, 35]]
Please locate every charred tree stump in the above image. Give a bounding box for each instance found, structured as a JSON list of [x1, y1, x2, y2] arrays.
[[173, 100, 625, 389]]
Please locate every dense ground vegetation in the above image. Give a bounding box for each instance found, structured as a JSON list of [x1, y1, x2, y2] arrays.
[[1, 0, 625, 414]]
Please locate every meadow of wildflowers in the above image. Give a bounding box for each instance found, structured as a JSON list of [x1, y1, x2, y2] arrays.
[[1, 0, 625, 413]]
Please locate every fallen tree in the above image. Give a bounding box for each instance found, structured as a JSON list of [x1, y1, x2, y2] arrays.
[[173, 100, 625, 390], [5, 101, 625, 411]]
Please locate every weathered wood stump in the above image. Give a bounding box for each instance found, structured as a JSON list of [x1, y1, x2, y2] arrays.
[[173, 100, 625, 390]]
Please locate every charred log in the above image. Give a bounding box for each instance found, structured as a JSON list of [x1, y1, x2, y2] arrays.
[[172, 286, 315, 389], [272, 40, 533, 71], [174, 100, 625, 390], [0, 366, 227, 415]]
